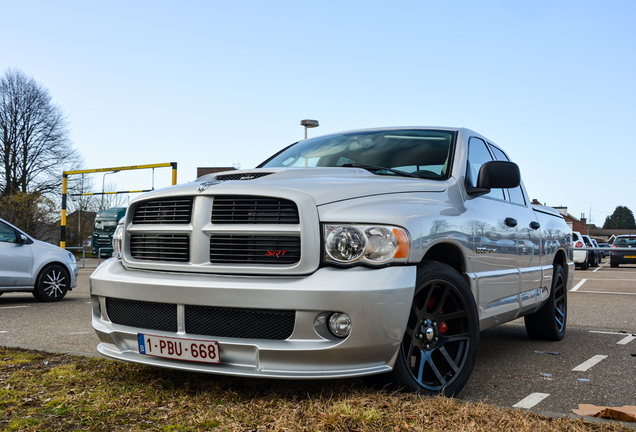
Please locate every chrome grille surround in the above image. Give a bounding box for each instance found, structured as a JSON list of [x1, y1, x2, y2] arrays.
[[122, 191, 320, 275]]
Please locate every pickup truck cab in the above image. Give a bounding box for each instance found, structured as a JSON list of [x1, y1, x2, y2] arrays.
[[90, 127, 573, 396]]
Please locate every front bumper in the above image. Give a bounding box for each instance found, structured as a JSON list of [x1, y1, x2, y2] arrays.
[[90, 259, 416, 379]]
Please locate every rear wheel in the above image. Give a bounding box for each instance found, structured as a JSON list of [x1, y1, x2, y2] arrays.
[[610, 262, 618, 268], [32, 264, 69, 302], [373, 261, 479, 396], [524, 264, 567, 341], [579, 259, 588, 270]]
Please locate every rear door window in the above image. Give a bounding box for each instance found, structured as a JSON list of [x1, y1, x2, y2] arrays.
[[488, 144, 526, 206]]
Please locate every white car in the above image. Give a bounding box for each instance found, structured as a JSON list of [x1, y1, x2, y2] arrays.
[[572, 231, 588, 270], [0, 218, 78, 301]]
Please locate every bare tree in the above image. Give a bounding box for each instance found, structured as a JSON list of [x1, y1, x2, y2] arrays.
[[0, 68, 80, 199]]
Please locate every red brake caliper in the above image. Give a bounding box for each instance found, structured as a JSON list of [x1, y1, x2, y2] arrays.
[[428, 298, 448, 335]]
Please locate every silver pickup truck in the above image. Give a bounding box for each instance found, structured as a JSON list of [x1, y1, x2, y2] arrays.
[[90, 127, 573, 396]]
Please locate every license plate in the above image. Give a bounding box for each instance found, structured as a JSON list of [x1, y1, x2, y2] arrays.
[[138, 334, 220, 364], [624, 255, 636, 259]]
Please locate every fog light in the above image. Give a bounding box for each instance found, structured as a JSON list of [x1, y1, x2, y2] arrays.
[[328, 313, 352, 338]]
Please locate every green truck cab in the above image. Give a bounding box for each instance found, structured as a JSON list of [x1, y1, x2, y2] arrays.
[[92, 207, 127, 257]]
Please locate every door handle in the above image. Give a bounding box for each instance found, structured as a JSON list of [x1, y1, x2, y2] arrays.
[[505, 217, 517, 227], [530, 221, 540, 230]]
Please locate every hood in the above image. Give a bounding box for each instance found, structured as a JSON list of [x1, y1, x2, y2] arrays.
[[148, 168, 446, 205]]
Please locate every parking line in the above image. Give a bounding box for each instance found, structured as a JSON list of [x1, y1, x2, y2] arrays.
[[570, 279, 587, 291], [0, 331, 8, 334], [573, 278, 636, 281], [572, 355, 607, 372], [592, 263, 608, 273], [0, 306, 29, 309], [512, 393, 550, 409], [588, 331, 636, 344], [572, 291, 636, 296], [617, 335, 636, 345], [68, 332, 92, 335]]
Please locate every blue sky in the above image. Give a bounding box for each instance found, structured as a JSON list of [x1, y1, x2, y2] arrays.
[[2, 1, 635, 225]]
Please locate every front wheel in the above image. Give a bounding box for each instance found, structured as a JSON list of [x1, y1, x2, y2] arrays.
[[524, 264, 567, 341], [378, 262, 479, 396], [32, 264, 69, 302]]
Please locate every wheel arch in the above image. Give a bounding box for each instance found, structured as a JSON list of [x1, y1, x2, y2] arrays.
[[34, 261, 71, 286], [553, 248, 568, 279], [420, 242, 466, 276]]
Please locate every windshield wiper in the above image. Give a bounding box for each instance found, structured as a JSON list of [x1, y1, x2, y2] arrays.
[[341, 163, 420, 179]]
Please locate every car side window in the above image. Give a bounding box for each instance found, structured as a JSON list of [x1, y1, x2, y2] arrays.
[[0, 221, 18, 243], [467, 137, 505, 200], [488, 144, 526, 206]]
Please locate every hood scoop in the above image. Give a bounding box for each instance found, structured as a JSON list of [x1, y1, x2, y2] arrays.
[[216, 172, 274, 181]]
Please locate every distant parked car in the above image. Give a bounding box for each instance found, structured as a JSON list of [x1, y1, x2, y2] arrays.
[[582, 235, 599, 267], [0, 218, 78, 301], [572, 231, 589, 270], [610, 235, 636, 268], [591, 239, 602, 263], [597, 242, 610, 258]]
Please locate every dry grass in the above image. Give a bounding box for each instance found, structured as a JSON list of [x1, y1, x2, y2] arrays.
[[0, 347, 632, 431]]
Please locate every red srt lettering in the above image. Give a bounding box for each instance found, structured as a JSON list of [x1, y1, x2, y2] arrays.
[[266, 250, 287, 258]]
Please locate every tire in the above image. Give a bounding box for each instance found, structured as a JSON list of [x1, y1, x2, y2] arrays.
[[611, 262, 618, 268], [579, 259, 588, 270], [32, 264, 69, 302], [591, 255, 598, 267], [370, 261, 479, 396], [524, 264, 567, 341]]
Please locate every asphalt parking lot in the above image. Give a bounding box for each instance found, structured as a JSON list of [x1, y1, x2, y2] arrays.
[[1, 257, 635, 418]]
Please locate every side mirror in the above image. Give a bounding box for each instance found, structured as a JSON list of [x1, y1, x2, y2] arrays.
[[467, 161, 521, 196], [18, 234, 28, 245]]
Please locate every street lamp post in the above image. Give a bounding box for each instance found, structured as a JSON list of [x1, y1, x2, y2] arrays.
[[101, 171, 119, 210], [301, 119, 319, 140]]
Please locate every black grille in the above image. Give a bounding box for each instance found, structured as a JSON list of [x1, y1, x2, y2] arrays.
[[211, 196, 299, 224], [106, 298, 177, 332], [133, 198, 193, 224], [210, 235, 300, 265], [94, 238, 111, 247], [215, 173, 273, 181], [130, 234, 190, 262], [185, 306, 295, 340]]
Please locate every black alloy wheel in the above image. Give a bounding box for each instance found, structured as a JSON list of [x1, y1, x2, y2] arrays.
[[525, 264, 567, 341], [33, 264, 69, 302], [387, 262, 479, 396]]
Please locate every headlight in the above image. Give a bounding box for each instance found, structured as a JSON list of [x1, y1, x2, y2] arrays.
[[323, 224, 409, 265], [112, 223, 124, 259]]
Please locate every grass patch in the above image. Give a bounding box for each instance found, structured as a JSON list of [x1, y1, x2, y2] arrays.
[[0, 346, 631, 431]]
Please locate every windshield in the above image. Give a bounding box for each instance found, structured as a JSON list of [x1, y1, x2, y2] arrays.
[[95, 220, 118, 233], [259, 129, 455, 180]]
